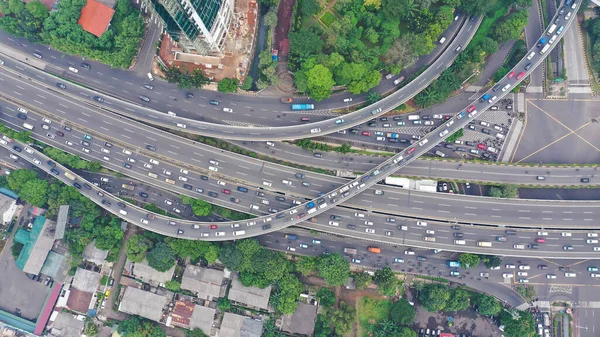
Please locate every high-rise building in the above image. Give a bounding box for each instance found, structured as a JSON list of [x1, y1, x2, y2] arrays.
[[140, 0, 234, 55]]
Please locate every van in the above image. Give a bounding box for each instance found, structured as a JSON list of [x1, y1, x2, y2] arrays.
[[232, 230, 246, 236], [527, 51, 535, 60], [478, 241, 492, 247], [368, 247, 381, 254], [237, 186, 248, 193], [148, 172, 158, 179], [165, 178, 176, 184], [23, 123, 34, 130], [147, 72, 154, 81], [408, 115, 420, 121], [119, 209, 128, 216], [454, 240, 466, 245], [439, 36, 446, 44]]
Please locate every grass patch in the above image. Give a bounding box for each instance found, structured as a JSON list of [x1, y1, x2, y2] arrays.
[[357, 297, 392, 337], [101, 275, 109, 286], [320, 12, 336, 27]]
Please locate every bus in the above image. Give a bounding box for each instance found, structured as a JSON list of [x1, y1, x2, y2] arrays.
[[477, 241, 493, 247], [64, 172, 76, 181], [165, 178, 176, 185], [291, 104, 314, 111], [148, 172, 158, 179], [22, 123, 34, 130], [547, 24, 557, 35], [121, 183, 134, 191], [540, 44, 551, 54]]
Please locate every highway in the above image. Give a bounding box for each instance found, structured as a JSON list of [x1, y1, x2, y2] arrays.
[[0, 17, 482, 140]]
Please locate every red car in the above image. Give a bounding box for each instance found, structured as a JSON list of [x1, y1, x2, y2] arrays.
[[407, 147, 416, 155], [535, 238, 546, 243], [222, 189, 231, 194], [210, 224, 217, 229], [362, 131, 371, 136], [516, 72, 526, 80], [477, 143, 487, 151], [507, 71, 516, 79], [467, 105, 476, 113]]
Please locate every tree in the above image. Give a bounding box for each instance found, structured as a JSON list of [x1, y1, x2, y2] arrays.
[[307, 64, 335, 101], [263, 8, 278, 27], [458, 253, 481, 269], [396, 327, 417, 337], [164, 280, 180, 291], [180, 195, 212, 216], [300, 0, 319, 17], [6, 169, 39, 192], [217, 298, 231, 311], [513, 0, 531, 7], [445, 288, 471, 312], [483, 255, 502, 269], [165, 238, 219, 263], [516, 285, 536, 302], [353, 272, 372, 290], [494, 10, 529, 43], [126, 234, 153, 262], [390, 298, 416, 325], [18, 179, 48, 207], [296, 256, 317, 276], [329, 302, 356, 335], [460, 0, 488, 15], [146, 243, 175, 272], [479, 37, 499, 56], [271, 274, 304, 314], [288, 29, 323, 59], [419, 284, 450, 312], [217, 78, 239, 93], [374, 267, 401, 296], [316, 252, 350, 286], [501, 310, 536, 337], [118, 317, 166, 337], [94, 226, 124, 250], [367, 91, 382, 104], [316, 287, 336, 307], [474, 294, 502, 316]]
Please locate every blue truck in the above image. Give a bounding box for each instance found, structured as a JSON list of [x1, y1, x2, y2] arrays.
[[284, 234, 298, 240], [446, 260, 461, 268], [306, 201, 315, 209], [479, 94, 489, 102], [386, 133, 399, 138], [291, 104, 315, 111], [537, 37, 547, 47]]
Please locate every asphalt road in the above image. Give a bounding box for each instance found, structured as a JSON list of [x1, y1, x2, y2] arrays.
[[0, 17, 482, 140]]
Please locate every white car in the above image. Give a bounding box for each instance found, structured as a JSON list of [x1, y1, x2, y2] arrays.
[[127, 158, 136, 163], [46, 133, 55, 139], [165, 200, 173, 205], [426, 229, 435, 235], [546, 274, 557, 279], [588, 233, 599, 238], [42, 124, 50, 130], [343, 97, 352, 103], [519, 265, 531, 270], [365, 228, 375, 234], [9, 154, 19, 160], [223, 108, 233, 113], [42, 118, 52, 124], [24, 147, 34, 154], [100, 177, 109, 182], [163, 170, 172, 176], [439, 130, 449, 137], [101, 148, 110, 154], [178, 176, 188, 182], [517, 272, 528, 277], [180, 169, 189, 174], [502, 273, 514, 278], [217, 181, 226, 186], [82, 148, 90, 153], [416, 221, 427, 226], [505, 264, 516, 269], [143, 163, 153, 169], [310, 128, 321, 134], [209, 166, 218, 172], [209, 160, 219, 165], [140, 219, 149, 224]]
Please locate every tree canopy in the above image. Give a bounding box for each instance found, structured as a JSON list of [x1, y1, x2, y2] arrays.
[[390, 298, 416, 325], [374, 267, 401, 296], [126, 235, 153, 263], [118, 316, 166, 337], [316, 252, 350, 286], [458, 253, 481, 269], [217, 78, 239, 93], [146, 242, 175, 272], [165, 237, 220, 263], [180, 195, 212, 216]]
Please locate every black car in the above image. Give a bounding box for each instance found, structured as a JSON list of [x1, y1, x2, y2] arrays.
[[104, 142, 113, 147], [525, 63, 532, 70], [12, 146, 21, 152], [118, 202, 126, 208], [208, 191, 218, 198], [101, 199, 111, 206], [367, 122, 378, 127], [64, 125, 72, 131], [454, 233, 464, 238], [182, 184, 192, 190], [56, 83, 67, 89], [55, 131, 64, 137], [421, 115, 431, 120], [139, 95, 150, 102], [482, 152, 491, 159], [143, 84, 154, 90], [185, 92, 195, 99], [200, 175, 209, 180], [276, 213, 285, 219], [50, 168, 59, 175], [393, 116, 403, 121], [349, 129, 359, 134], [209, 100, 220, 105], [444, 144, 454, 149], [93, 96, 104, 103], [46, 160, 56, 167], [347, 224, 356, 229], [81, 63, 91, 69], [123, 163, 132, 169], [529, 244, 539, 249], [275, 196, 286, 202], [83, 183, 92, 190], [505, 230, 517, 235], [451, 225, 460, 230], [330, 215, 341, 220], [230, 197, 240, 203], [17, 113, 27, 120], [146, 144, 156, 151], [73, 182, 82, 189], [268, 208, 278, 213], [139, 192, 149, 198], [262, 224, 272, 230], [379, 117, 388, 121], [388, 138, 399, 143], [581, 178, 590, 183], [295, 173, 305, 179], [492, 84, 502, 92]]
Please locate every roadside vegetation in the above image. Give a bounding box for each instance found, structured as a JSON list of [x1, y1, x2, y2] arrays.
[[0, 0, 144, 68], [289, 0, 460, 100]]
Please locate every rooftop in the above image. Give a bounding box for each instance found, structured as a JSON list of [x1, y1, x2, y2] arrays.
[[219, 313, 263, 337], [49, 311, 84, 337], [82, 242, 108, 265], [228, 274, 271, 310], [15, 216, 56, 275], [181, 265, 224, 300], [281, 302, 318, 336], [77, 0, 115, 37], [190, 305, 217, 334], [55, 205, 69, 240], [65, 288, 94, 315], [72, 268, 101, 293], [132, 259, 175, 285], [171, 300, 195, 327], [119, 287, 169, 322]]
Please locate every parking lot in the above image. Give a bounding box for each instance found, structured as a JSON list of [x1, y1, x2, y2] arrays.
[[0, 234, 51, 320], [511, 99, 600, 164]]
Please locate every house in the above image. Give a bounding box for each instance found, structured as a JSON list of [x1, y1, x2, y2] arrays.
[[47, 311, 85, 337], [228, 274, 271, 311], [77, 0, 115, 38], [219, 313, 263, 337], [119, 287, 169, 322], [71, 268, 101, 293], [169, 299, 216, 335], [181, 265, 225, 300], [14, 216, 57, 276], [281, 302, 318, 336], [130, 259, 175, 286], [65, 268, 101, 315], [0, 189, 17, 225], [82, 243, 108, 266]]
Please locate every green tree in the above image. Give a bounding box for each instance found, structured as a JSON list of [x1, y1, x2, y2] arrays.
[[263, 8, 278, 27], [374, 267, 401, 296], [307, 64, 335, 101], [445, 288, 471, 312], [445, 129, 463, 142], [300, 0, 319, 17], [296, 256, 317, 276], [396, 327, 417, 337], [126, 234, 153, 263], [218, 298, 231, 311], [367, 91, 382, 104], [329, 302, 356, 335], [146, 243, 175, 272], [18, 179, 48, 207], [494, 10, 529, 43], [419, 284, 450, 312], [165, 238, 219, 263], [483, 255, 502, 269], [271, 274, 304, 314], [217, 78, 239, 93], [460, 0, 488, 15], [164, 280, 181, 291], [288, 29, 324, 59], [316, 287, 336, 307], [317, 252, 350, 286], [6, 169, 39, 192], [479, 37, 499, 56], [458, 253, 481, 269], [474, 294, 502, 316], [501, 310, 536, 337], [94, 226, 124, 250], [353, 272, 372, 290], [0, 176, 7, 189], [516, 285, 536, 302], [390, 298, 416, 325], [180, 195, 212, 216]]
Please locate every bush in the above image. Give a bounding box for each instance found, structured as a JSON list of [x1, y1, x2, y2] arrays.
[[316, 287, 336, 307], [217, 78, 239, 93]]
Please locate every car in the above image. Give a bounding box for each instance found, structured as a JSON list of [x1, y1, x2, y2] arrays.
[[139, 95, 150, 102], [480, 272, 489, 278], [563, 245, 574, 250], [56, 82, 67, 90], [588, 267, 599, 272], [82, 147, 91, 153], [146, 144, 156, 151], [139, 192, 149, 198], [223, 107, 233, 113], [222, 189, 231, 194], [365, 228, 375, 234], [454, 233, 464, 238], [450, 271, 460, 276], [516, 72, 526, 80], [93, 96, 104, 103], [208, 192, 218, 198], [508, 71, 516, 79], [547, 274, 557, 279], [386, 217, 396, 223], [416, 256, 427, 261], [343, 98, 352, 103]]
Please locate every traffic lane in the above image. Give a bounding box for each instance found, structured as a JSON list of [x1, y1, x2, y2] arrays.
[[525, 0, 544, 87], [0, 18, 482, 140]]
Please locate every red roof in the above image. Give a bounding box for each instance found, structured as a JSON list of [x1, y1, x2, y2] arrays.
[[77, 0, 115, 38], [171, 300, 195, 327], [440, 334, 455, 337], [34, 282, 62, 335]]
